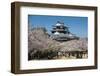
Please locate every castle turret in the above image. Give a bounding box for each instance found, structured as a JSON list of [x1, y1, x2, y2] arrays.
[[51, 21, 79, 41], [51, 21, 70, 34]]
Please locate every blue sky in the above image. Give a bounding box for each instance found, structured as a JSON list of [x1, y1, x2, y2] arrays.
[[28, 15, 88, 37]]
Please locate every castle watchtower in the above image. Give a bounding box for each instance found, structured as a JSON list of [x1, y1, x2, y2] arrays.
[[51, 21, 79, 41], [51, 21, 70, 35]]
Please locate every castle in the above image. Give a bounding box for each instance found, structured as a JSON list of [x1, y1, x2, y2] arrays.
[[51, 21, 79, 41]]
